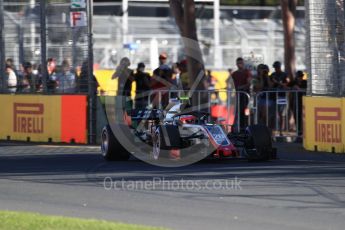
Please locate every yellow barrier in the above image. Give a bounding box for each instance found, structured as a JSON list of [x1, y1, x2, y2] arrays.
[[0, 95, 88, 143], [0, 95, 61, 142], [303, 96, 345, 153], [94, 69, 230, 100]]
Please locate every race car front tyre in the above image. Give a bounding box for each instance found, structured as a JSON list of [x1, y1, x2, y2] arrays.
[[152, 127, 169, 160], [152, 125, 181, 160], [245, 125, 273, 161], [101, 125, 131, 161]]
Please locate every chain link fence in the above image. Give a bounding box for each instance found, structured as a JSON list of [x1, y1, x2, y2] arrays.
[[0, 0, 94, 95], [305, 0, 345, 96], [0, 0, 97, 144]]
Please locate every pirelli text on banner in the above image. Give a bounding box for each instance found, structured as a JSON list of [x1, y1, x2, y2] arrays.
[[14, 103, 44, 134]]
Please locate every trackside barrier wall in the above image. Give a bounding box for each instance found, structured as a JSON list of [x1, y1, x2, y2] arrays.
[[303, 96, 345, 153], [0, 95, 87, 144]]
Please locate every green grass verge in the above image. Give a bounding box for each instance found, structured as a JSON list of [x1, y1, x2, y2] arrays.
[[0, 211, 167, 230]]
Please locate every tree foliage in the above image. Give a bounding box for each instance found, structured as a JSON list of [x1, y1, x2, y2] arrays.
[[170, 0, 207, 103], [281, 0, 297, 79]]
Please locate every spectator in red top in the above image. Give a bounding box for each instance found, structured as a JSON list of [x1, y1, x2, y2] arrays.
[[231, 57, 252, 129], [152, 53, 173, 89], [151, 53, 173, 109], [232, 57, 251, 92]]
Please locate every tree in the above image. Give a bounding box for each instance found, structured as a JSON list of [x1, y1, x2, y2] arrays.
[[281, 0, 297, 80], [169, 0, 206, 101]]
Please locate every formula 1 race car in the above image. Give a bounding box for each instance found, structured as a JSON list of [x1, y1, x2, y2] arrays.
[[101, 98, 277, 162]]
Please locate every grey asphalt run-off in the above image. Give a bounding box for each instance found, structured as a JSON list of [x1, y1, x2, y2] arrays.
[[1, 142, 345, 230]]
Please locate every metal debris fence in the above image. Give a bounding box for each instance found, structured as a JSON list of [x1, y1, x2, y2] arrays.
[[0, 0, 97, 143]]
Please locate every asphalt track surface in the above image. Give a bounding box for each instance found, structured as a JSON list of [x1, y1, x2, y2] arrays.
[[1, 142, 345, 230]]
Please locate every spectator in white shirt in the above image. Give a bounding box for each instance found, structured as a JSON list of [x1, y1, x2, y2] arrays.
[[5, 64, 17, 93]]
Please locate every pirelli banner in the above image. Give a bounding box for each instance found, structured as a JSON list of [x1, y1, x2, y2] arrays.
[[0, 95, 87, 144], [303, 96, 345, 153]]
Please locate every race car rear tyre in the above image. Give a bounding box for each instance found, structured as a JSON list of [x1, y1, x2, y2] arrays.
[[245, 125, 272, 161], [101, 125, 131, 161]]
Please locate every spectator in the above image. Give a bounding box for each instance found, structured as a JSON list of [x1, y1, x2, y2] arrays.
[[47, 58, 58, 93], [152, 53, 173, 88], [228, 68, 233, 77], [271, 61, 290, 88], [291, 70, 307, 135], [134, 62, 151, 109], [179, 59, 189, 91], [250, 64, 263, 94], [206, 70, 217, 90], [57, 59, 76, 93], [254, 64, 275, 127], [271, 61, 290, 134], [78, 60, 98, 94], [35, 64, 43, 92], [291, 71, 307, 90], [169, 63, 181, 99], [78, 62, 87, 93], [153, 53, 171, 76], [6, 58, 18, 76], [151, 53, 173, 108], [5, 64, 17, 93], [232, 58, 251, 92], [21, 62, 37, 93], [32, 63, 39, 76], [206, 70, 219, 103], [112, 57, 134, 112], [171, 62, 181, 89], [232, 57, 252, 129], [5, 58, 15, 68], [17, 63, 25, 91], [226, 68, 236, 120], [226, 68, 234, 90]]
